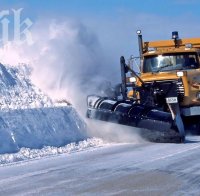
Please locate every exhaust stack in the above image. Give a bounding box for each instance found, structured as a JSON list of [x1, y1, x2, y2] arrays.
[[137, 30, 143, 57]]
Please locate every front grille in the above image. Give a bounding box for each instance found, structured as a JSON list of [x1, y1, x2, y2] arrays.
[[144, 79, 185, 103]]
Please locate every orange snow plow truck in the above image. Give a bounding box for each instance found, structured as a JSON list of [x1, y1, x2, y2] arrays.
[[87, 31, 200, 143]]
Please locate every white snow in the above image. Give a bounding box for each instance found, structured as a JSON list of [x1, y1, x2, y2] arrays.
[[0, 63, 54, 110], [0, 63, 88, 154], [0, 138, 107, 165], [0, 136, 200, 195]]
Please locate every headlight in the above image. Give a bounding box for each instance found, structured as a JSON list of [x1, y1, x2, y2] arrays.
[[177, 71, 184, 77], [129, 77, 137, 83]]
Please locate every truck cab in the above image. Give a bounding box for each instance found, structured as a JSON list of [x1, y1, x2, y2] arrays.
[[128, 32, 200, 113]]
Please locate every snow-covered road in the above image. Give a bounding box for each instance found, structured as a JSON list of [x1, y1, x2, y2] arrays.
[[0, 136, 200, 195]]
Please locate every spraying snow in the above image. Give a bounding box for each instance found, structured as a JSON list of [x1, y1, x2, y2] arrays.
[[0, 19, 117, 110], [86, 119, 144, 143]]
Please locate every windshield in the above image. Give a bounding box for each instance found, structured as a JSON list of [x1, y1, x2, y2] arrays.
[[143, 53, 199, 73]]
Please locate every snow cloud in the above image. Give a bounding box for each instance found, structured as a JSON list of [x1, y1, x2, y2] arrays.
[[0, 19, 117, 113]]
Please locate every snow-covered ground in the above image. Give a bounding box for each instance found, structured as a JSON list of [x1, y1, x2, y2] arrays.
[[0, 136, 200, 195]]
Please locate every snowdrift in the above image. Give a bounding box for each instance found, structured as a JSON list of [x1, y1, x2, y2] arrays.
[[0, 63, 87, 154]]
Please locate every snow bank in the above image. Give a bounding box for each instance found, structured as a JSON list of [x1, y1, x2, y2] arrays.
[[0, 63, 87, 154], [0, 106, 87, 154], [0, 138, 106, 165], [0, 63, 53, 110]]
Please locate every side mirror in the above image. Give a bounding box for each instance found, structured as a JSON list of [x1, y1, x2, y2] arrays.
[[128, 55, 141, 74]]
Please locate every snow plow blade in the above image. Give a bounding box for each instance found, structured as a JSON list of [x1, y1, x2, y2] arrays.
[[86, 96, 184, 143]]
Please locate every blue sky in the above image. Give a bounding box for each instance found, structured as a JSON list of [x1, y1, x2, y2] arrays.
[[1, 0, 200, 66], [1, 0, 200, 21]]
